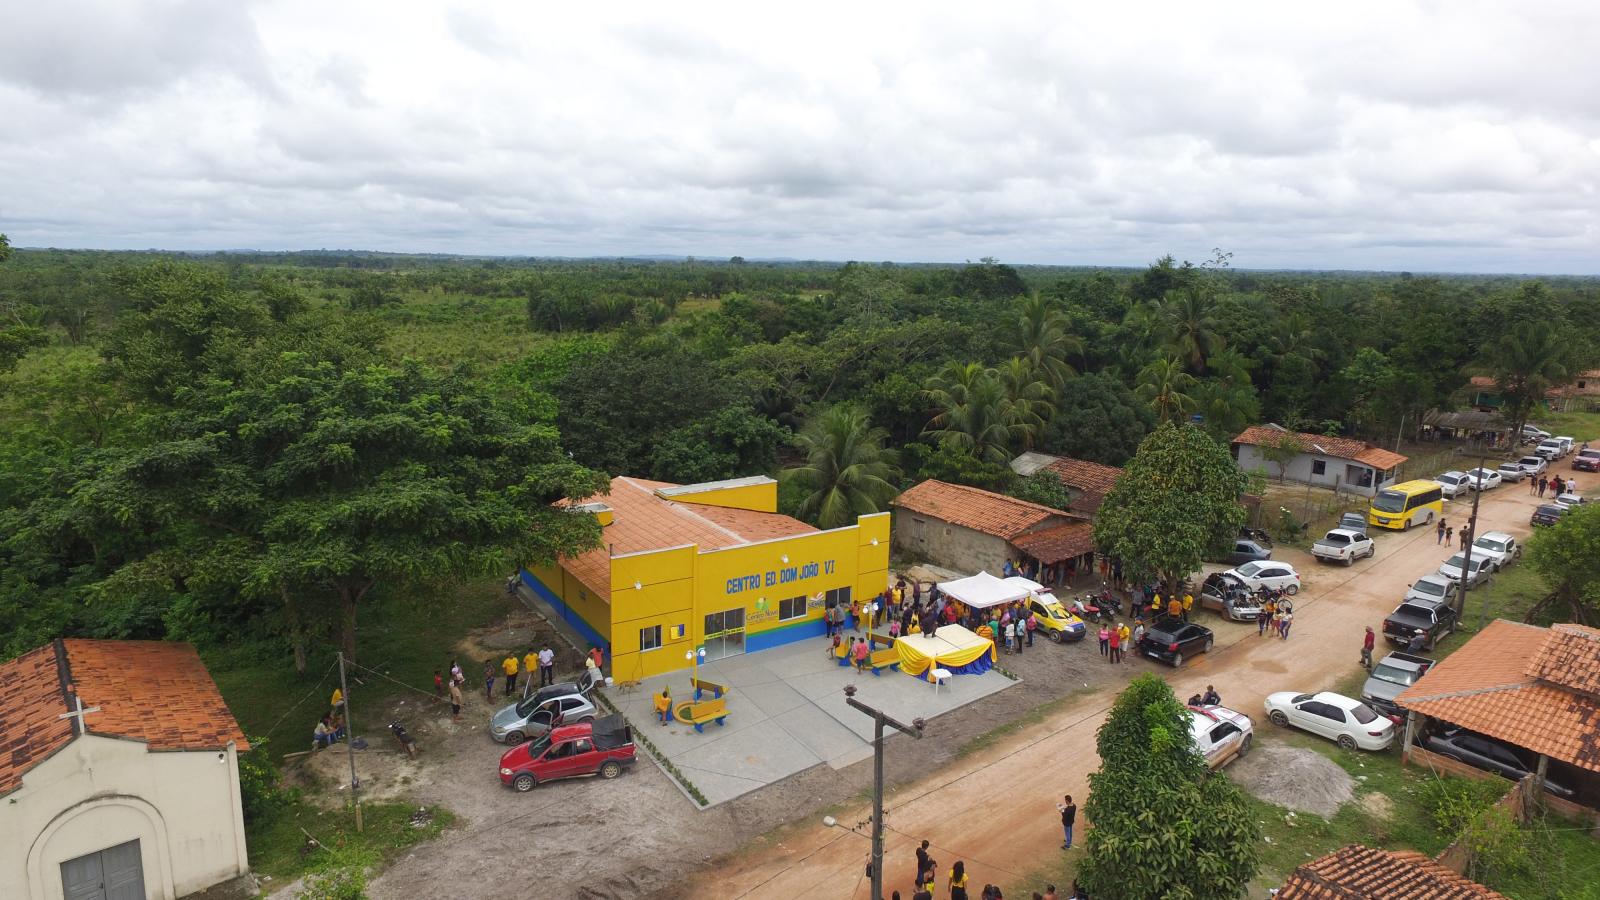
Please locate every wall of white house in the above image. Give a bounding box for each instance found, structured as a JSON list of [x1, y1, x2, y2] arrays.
[[2, 734, 248, 900], [1236, 445, 1395, 497]]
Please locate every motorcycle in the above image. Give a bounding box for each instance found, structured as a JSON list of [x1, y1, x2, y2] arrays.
[[388, 721, 417, 759]]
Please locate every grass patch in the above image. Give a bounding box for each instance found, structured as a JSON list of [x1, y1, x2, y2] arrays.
[[247, 799, 456, 881], [208, 575, 516, 760], [1239, 730, 1600, 900], [954, 686, 1098, 759], [1531, 410, 1600, 442]]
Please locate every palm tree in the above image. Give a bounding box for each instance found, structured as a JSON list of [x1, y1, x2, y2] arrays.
[[1159, 285, 1223, 374], [1271, 311, 1324, 363], [1135, 356, 1198, 423], [781, 404, 901, 529], [994, 356, 1055, 450], [1484, 320, 1571, 441], [1013, 294, 1083, 390], [924, 361, 1019, 465]]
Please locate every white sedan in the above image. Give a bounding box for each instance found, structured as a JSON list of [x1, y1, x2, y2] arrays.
[[1439, 553, 1494, 588], [1464, 467, 1502, 491], [1264, 691, 1396, 751], [1552, 493, 1586, 510], [1434, 471, 1473, 498], [1224, 560, 1301, 595]]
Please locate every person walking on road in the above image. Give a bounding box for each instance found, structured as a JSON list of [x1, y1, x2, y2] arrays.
[[483, 659, 496, 703], [448, 677, 463, 721], [1056, 795, 1077, 849], [1361, 626, 1376, 670], [1257, 604, 1270, 637], [1436, 519, 1446, 544], [1445, 525, 1454, 546], [1539, 475, 1549, 498], [1108, 625, 1121, 663], [949, 861, 970, 900], [1097, 624, 1110, 657], [1279, 607, 1294, 640]]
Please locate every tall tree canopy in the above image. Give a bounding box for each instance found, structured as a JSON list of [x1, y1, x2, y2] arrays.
[[1078, 674, 1260, 898], [1525, 503, 1600, 626], [1093, 422, 1246, 591], [781, 404, 900, 529]]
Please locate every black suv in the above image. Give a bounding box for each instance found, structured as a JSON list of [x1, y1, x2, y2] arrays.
[[1382, 598, 1457, 649], [1531, 504, 1565, 527], [1137, 616, 1214, 668], [1423, 727, 1576, 798]]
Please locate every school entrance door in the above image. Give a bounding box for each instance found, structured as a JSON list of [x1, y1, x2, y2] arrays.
[[703, 608, 745, 661], [62, 839, 145, 900]]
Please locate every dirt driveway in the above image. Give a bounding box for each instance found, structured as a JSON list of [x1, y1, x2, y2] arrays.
[[691, 473, 1579, 899]]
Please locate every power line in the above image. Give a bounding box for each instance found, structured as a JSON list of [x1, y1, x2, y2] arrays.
[[259, 659, 339, 742]]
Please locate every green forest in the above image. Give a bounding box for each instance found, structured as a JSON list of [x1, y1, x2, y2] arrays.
[[3, 234, 1598, 666]]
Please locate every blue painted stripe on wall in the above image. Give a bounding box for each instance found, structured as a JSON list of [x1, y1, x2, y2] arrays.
[[519, 568, 609, 653], [746, 616, 827, 653]]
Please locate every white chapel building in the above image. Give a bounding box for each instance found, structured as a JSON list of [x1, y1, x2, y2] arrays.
[[0, 639, 251, 900]]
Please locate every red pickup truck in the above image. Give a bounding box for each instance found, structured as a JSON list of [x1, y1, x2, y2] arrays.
[[498, 714, 636, 792]]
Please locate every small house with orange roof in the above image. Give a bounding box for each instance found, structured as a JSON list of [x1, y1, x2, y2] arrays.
[[890, 479, 1095, 581], [1232, 423, 1408, 497], [0, 639, 250, 900], [520, 475, 889, 681], [1396, 619, 1600, 808]]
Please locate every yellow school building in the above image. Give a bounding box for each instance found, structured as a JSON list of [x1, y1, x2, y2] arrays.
[[520, 475, 890, 681]]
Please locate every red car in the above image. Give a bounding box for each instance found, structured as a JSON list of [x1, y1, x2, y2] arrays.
[[498, 714, 636, 792], [1572, 448, 1600, 472]]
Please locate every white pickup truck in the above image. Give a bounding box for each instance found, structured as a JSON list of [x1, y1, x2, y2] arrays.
[[1310, 528, 1376, 566]]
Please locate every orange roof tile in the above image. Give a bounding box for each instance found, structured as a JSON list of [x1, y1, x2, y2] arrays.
[[0, 640, 247, 796], [1042, 457, 1122, 513], [1233, 425, 1407, 470], [1277, 845, 1509, 899], [0, 644, 75, 794], [562, 476, 820, 601], [1010, 522, 1097, 564], [892, 480, 1071, 540], [1396, 619, 1600, 773], [1527, 624, 1600, 697]]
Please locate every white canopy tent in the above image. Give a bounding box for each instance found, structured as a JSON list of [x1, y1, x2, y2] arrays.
[[939, 571, 1038, 610]]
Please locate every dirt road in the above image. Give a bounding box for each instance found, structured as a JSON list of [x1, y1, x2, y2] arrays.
[[696, 470, 1583, 899]]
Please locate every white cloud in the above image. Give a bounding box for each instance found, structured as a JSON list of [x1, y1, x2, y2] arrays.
[[0, 0, 1597, 271]]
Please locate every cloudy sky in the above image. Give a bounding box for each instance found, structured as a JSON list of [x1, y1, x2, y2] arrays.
[[2, 1, 1597, 271]]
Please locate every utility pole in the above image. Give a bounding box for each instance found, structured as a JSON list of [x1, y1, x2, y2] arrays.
[[843, 684, 923, 900], [1463, 448, 1488, 632], [337, 651, 363, 832]]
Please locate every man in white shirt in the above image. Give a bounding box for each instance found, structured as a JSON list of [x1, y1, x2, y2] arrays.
[[537, 645, 556, 687]]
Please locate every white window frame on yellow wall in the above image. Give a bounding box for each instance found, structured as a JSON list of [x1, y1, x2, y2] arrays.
[[640, 624, 662, 652]]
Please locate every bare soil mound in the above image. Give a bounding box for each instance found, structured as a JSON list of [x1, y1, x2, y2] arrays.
[[1229, 741, 1354, 818]]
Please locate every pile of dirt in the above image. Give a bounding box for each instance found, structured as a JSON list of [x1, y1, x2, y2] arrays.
[[1229, 742, 1355, 818]]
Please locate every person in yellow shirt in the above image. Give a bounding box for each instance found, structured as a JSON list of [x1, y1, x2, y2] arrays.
[[329, 687, 344, 718], [501, 654, 519, 698], [1182, 592, 1194, 621], [1117, 621, 1131, 651], [1167, 596, 1183, 620], [653, 687, 673, 725], [522, 649, 539, 687]]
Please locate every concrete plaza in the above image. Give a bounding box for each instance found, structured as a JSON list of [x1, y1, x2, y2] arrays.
[[603, 635, 1015, 807]]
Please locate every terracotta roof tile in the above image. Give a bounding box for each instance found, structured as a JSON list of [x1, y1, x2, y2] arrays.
[[1042, 457, 1122, 513], [0, 644, 74, 794], [892, 480, 1068, 540], [1010, 522, 1096, 564], [1527, 624, 1600, 697], [1277, 845, 1509, 899], [562, 476, 820, 601], [1233, 425, 1408, 469], [0, 640, 247, 796], [1396, 620, 1600, 773], [64, 640, 248, 755]]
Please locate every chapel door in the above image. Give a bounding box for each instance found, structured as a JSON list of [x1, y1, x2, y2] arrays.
[[62, 839, 145, 900]]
